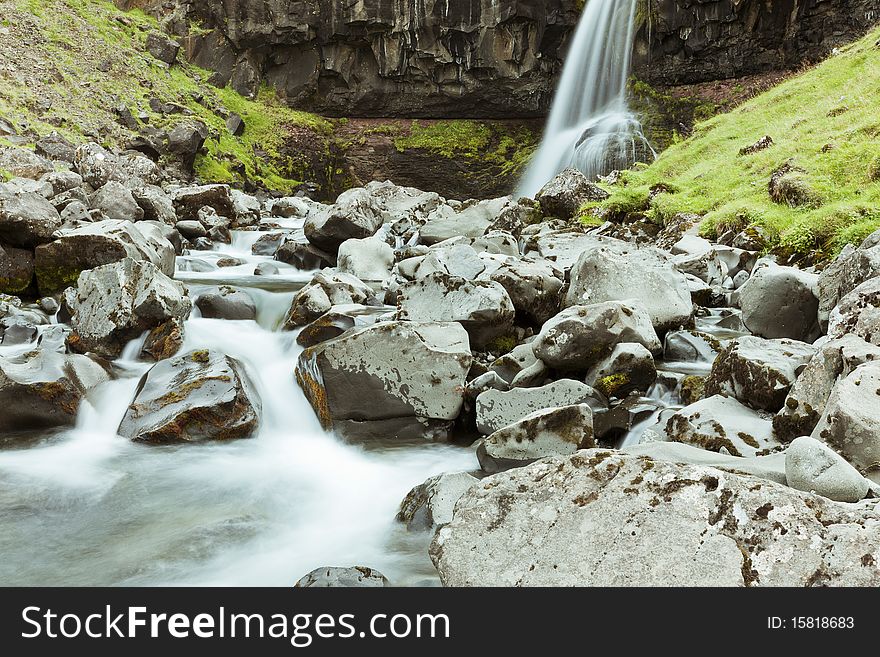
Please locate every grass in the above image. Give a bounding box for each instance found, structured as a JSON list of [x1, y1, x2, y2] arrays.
[[584, 25, 880, 263]]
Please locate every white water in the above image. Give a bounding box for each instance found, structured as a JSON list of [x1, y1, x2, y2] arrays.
[[0, 237, 476, 586], [519, 0, 654, 196]]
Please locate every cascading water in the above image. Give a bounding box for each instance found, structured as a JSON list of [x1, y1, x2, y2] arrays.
[[519, 0, 655, 196]]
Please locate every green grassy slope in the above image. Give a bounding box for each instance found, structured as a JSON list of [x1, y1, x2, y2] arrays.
[[587, 25, 880, 262]]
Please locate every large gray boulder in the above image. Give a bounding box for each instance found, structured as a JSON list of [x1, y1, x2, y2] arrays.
[[118, 349, 260, 444], [419, 197, 513, 245], [739, 263, 820, 342], [811, 361, 880, 483], [665, 395, 779, 458], [90, 181, 144, 222], [396, 273, 514, 349], [774, 335, 880, 441], [337, 236, 394, 283], [431, 449, 880, 586], [488, 257, 563, 327], [66, 258, 192, 358], [477, 404, 595, 474], [827, 276, 880, 345], [131, 184, 177, 225], [0, 349, 110, 433], [705, 336, 816, 412], [304, 188, 383, 253], [411, 243, 486, 281], [295, 321, 472, 441], [397, 472, 480, 531], [0, 146, 52, 178], [818, 239, 880, 331], [34, 219, 176, 294], [533, 301, 661, 372], [171, 184, 235, 222], [195, 287, 256, 321], [785, 436, 870, 503], [283, 270, 376, 329], [0, 187, 63, 248], [584, 342, 657, 399], [0, 244, 34, 295], [475, 379, 603, 435], [564, 239, 693, 331], [535, 168, 609, 219], [74, 143, 119, 188]]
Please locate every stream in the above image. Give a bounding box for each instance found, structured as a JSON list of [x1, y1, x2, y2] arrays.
[[0, 224, 742, 586]]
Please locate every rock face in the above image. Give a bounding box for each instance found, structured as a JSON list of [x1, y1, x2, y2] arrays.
[[118, 349, 261, 443], [165, 0, 581, 117], [631, 0, 878, 87], [66, 258, 192, 358], [295, 321, 472, 441], [0, 350, 111, 432], [431, 449, 880, 586]]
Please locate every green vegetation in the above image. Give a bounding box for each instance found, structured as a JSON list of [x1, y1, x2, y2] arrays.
[[585, 26, 880, 262]]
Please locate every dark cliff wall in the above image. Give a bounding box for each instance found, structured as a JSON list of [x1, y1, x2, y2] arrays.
[[150, 0, 581, 118], [633, 0, 880, 85]]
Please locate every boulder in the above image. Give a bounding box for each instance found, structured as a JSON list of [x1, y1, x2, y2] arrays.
[[672, 249, 728, 286], [295, 321, 472, 441], [524, 230, 608, 272], [0, 146, 52, 178], [145, 31, 180, 64], [739, 263, 820, 342], [230, 189, 261, 227], [663, 330, 723, 364], [584, 343, 657, 399], [166, 121, 208, 167], [411, 243, 485, 281], [66, 258, 192, 359], [827, 276, 880, 345], [176, 219, 207, 240], [665, 395, 779, 458], [0, 244, 34, 295], [477, 404, 595, 474], [294, 567, 389, 588], [396, 273, 514, 350], [785, 436, 870, 503], [774, 336, 880, 441], [131, 185, 176, 225], [74, 143, 119, 188], [418, 198, 506, 245], [283, 271, 376, 329], [90, 181, 144, 222], [431, 449, 880, 586], [35, 132, 77, 164], [818, 241, 880, 331], [304, 188, 383, 253], [488, 257, 563, 327], [532, 301, 661, 372], [397, 472, 480, 531], [475, 379, 604, 435], [337, 237, 394, 283], [275, 240, 334, 270], [705, 336, 816, 412], [489, 343, 547, 388], [118, 349, 260, 443], [195, 287, 256, 321], [172, 184, 234, 222], [0, 349, 110, 432], [34, 219, 176, 294], [536, 168, 609, 219], [0, 187, 62, 248], [564, 239, 693, 331], [811, 361, 880, 483]]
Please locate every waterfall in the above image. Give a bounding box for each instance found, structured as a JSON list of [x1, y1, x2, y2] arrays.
[[519, 0, 654, 197]]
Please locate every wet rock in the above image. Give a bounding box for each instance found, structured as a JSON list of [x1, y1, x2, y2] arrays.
[[827, 276, 880, 345], [66, 258, 192, 359], [284, 270, 376, 329], [665, 395, 779, 458], [477, 404, 595, 474], [294, 566, 389, 588], [489, 343, 547, 388], [663, 330, 723, 364], [705, 336, 816, 412], [304, 188, 383, 253], [584, 343, 657, 399], [275, 240, 334, 270], [536, 168, 609, 219], [90, 181, 144, 222], [672, 249, 727, 286], [396, 273, 514, 350], [0, 349, 110, 432], [774, 336, 880, 441], [419, 197, 512, 245], [195, 287, 256, 321], [254, 262, 279, 276], [295, 321, 472, 441], [251, 232, 287, 256], [739, 263, 820, 342], [230, 189, 260, 228], [0, 244, 34, 295], [0, 317, 37, 345], [397, 472, 480, 531], [785, 436, 870, 503], [565, 239, 693, 331], [0, 187, 63, 248], [337, 236, 394, 283], [488, 257, 563, 327], [145, 31, 180, 64], [430, 449, 880, 586], [176, 219, 207, 240], [593, 394, 662, 442], [34, 219, 176, 294], [475, 379, 603, 435], [811, 361, 880, 483], [296, 311, 357, 348], [141, 318, 185, 362], [533, 301, 661, 372], [118, 349, 260, 444]]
